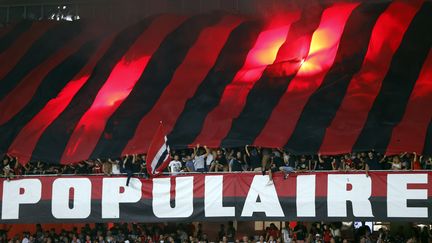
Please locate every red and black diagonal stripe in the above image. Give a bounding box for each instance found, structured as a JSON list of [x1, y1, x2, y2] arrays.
[[0, 21, 33, 53], [167, 20, 264, 148], [284, 2, 390, 154], [353, 2, 432, 153], [1, 2, 431, 164], [91, 13, 226, 160], [30, 19, 154, 163]]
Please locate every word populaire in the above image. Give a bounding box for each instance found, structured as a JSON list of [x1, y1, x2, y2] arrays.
[[0, 173, 429, 222]]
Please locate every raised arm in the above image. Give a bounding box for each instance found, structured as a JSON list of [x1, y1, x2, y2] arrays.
[[83, 160, 92, 166], [245, 145, 250, 157], [14, 156, 19, 169], [318, 153, 324, 163], [228, 149, 234, 159], [204, 145, 210, 157], [331, 158, 337, 170], [379, 155, 387, 163], [123, 155, 129, 164], [192, 144, 199, 158]]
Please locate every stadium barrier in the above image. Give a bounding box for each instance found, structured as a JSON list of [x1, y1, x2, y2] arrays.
[[0, 171, 430, 223]]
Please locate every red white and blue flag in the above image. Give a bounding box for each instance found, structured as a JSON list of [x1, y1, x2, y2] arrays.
[[146, 122, 170, 176]]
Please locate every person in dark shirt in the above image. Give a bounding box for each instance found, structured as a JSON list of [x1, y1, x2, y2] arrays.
[[218, 224, 225, 241], [267, 150, 287, 184], [122, 154, 135, 186], [317, 154, 334, 171], [230, 151, 245, 172], [271, 150, 284, 167], [352, 153, 365, 170], [196, 223, 203, 241], [245, 145, 261, 171], [423, 156, 432, 169], [226, 221, 236, 242], [132, 155, 141, 174], [137, 154, 148, 178], [365, 151, 382, 177], [22, 163, 31, 175], [420, 226, 431, 243], [261, 148, 271, 175], [76, 161, 90, 174], [310, 156, 318, 171], [296, 155, 310, 172], [212, 149, 228, 172], [377, 152, 391, 170], [294, 222, 307, 243], [62, 164, 75, 175]]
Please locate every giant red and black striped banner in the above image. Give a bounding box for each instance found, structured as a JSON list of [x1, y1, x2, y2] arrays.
[[1, 172, 432, 223], [1, 1, 432, 164]]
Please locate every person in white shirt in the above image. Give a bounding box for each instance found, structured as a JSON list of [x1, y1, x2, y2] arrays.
[[330, 224, 341, 242], [193, 144, 209, 172], [168, 155, 183, 175], [110, 159, 121, 174], [281, 222, 293, 243], [205, 150, 214, 171], [21, 232, 30, 243]]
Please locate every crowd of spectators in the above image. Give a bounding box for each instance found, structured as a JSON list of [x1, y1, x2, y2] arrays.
[[1, 221, 430, 243], [2, 146, 432, 181]]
